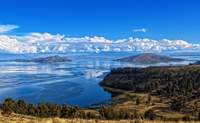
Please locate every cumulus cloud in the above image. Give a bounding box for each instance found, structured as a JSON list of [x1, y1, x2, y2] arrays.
[[133, 28, 148, 33], [0, 32, 199, 54], [0, 24, 19, 33], [0, 24, 199, 53], [0, 35, 37, 53], [14, 32, 65, 43]]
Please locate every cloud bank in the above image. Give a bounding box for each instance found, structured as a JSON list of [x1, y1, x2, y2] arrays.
[[0, 32, 199, 54], [0, 24, 199, 54]]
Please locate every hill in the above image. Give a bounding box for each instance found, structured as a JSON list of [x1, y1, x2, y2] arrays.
[[100, 65, 200, 120], [100, 65, 200, 95], [115, 53, 184, 64]]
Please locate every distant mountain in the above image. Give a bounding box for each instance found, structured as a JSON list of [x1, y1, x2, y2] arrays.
[[115, 53, 184, 64]]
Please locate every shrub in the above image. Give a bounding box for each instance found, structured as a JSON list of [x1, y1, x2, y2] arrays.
[[144, 109, 156, 120]]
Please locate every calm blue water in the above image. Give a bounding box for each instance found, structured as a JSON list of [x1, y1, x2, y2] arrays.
[[0, 52, 198, 107]]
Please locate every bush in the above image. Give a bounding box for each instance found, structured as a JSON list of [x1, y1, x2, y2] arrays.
[[0, 98, 79, 118], [170, 97, 185, 111], [99, 106, 138, 120], [136, 98, 140, 105], [2, 98, 16, 115], [144, 109, 156, 120], [182, 115, 191, 121]]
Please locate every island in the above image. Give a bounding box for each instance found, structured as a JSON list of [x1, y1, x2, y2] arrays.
[[115, 53, 184, 64], [12, 55, 72, 63], [31, 55, 72, 63]]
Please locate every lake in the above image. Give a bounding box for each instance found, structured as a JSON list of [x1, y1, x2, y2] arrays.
[[0, 52, 198, 107]]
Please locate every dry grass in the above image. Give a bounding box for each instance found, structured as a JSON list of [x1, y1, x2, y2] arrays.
[[111, 92, 188, 120], [0, 92, 199, 123], [0, 112, 200, 123]]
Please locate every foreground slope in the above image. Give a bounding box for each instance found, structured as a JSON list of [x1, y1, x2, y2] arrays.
[[0, 112, 199, 123], [100, 65, 200, 120]]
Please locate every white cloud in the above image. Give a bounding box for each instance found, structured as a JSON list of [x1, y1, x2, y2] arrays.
[[0, 24, 199, 54], [0, 35, 37, 53], [0, 32, 199, 54], [133, 28, 148, 33], [14, 32, 65, 43], [0, 24, 19, 33]]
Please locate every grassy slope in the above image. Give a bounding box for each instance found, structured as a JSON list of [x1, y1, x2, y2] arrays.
[[111, 92, 187, 120], [0, 92, 199, 122], [0, 93, 193, 123], [0, 113, 200, 123]]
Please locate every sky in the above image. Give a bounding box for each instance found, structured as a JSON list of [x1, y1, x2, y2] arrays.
[[0, 0, 200, 43]]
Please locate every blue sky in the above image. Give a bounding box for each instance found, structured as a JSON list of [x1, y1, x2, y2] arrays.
[[0, 0, 200, 43]]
